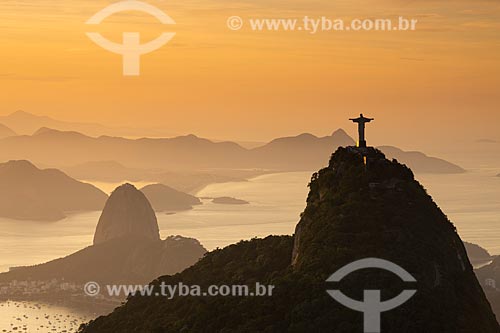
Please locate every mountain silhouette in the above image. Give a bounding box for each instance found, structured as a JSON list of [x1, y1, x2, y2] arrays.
[[212, 197, 249, 205], [249, 129, 356, 169], [0, 127, 247, 170], [378, 146, 465, 174], [140, 184, 202, 212], [0, 110, 167, 138], [0, 123, 16, 138], [0, 127, 464, 175], [463, 242, 493, 267], [80, 147, 497, 332], [0, 111, 56, 134], [0, 111, 104, 136], [0, 236, 206, 285], [0, 184, 207, 286], [94, 184, 159, 245], [33, 126, 88, 138], [0, 160, 107, 221]]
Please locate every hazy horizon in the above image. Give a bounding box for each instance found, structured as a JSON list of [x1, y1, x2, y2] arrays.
[[1, 0, 499, 146], [1, 110, 499, 157]]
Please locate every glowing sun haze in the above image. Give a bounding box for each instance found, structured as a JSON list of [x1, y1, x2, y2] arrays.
[[0, 0, 499, 147]]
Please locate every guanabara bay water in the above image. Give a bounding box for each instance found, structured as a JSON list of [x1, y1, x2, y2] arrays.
[[0, 169, 498, 275]]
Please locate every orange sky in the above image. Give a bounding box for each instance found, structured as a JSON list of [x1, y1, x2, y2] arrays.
[[0, 0, 499, 147]]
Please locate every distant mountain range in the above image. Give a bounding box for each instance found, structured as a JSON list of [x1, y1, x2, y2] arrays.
[[0, 111, 116, 137], [0, 123, 16, 138], [0, 127, 248, 170], [0, 126, 464, 175], [379, 146, 465, 174], [0, 110, 174, 138], [0, 160, 107, 221]]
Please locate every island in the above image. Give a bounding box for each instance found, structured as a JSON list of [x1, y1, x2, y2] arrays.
[[463, 242, 493, 268], [140, 184, 201, 212], [212, 197, 250, 205], [0, 160, 107, 221]]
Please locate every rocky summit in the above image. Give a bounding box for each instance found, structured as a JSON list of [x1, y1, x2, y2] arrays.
[[93, 183, 160, 245], [0, 183, 206, 289], [291, 146, 498, 331]]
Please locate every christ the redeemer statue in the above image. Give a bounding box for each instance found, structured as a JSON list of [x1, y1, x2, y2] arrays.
[[350, 114, 374, 148]]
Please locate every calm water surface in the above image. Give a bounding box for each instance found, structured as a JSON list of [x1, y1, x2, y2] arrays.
[[0, 301, 94, 332], [0, 170, 498, 271]]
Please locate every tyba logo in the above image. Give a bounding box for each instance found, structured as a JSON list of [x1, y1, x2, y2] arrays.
[[326, 258, 417, 333], [86, 1, 176, 76]]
